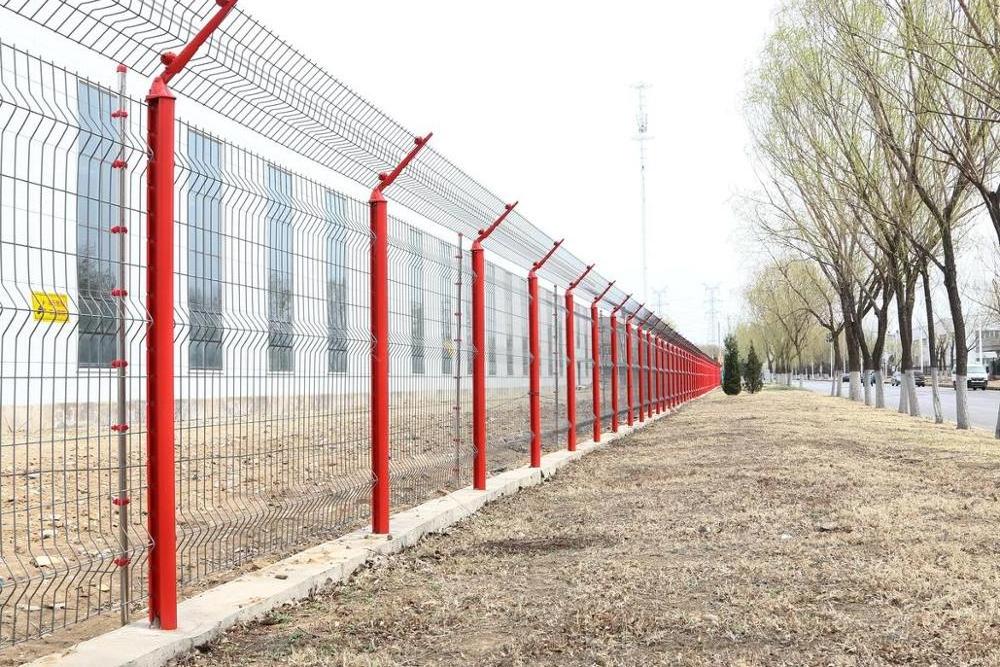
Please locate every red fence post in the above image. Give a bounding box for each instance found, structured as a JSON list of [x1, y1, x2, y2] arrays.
[[654, 335, 662, 415], [564, 264, 594, 450], [591, 281, 614, 443], [145, 76, 177, 632], [369, 133, 433, 532], [610, 295, 630, 433], [144, 0, 238, 630], [637, 320, 646, 422], [656, 336, 667, 413], [646, 330, 653, 417], [626, 308, 640, 426], [472, 202, 518, 489], [528, 239, 563, 467]]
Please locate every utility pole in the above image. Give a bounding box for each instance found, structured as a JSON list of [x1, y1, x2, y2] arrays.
[[633, 83, 651, 304], [652, 286, 668, 316], [703, 283, 720, 351]]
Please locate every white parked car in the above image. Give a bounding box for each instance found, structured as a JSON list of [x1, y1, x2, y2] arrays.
[[953, 364, 990, 391]]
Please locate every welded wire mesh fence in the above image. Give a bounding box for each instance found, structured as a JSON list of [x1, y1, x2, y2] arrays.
[[0, 4, 720, 652]]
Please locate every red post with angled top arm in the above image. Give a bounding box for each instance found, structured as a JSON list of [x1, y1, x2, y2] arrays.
[[565, 264, 594, 450], [472, 202, 518, 489], [370, 133, 433, 533], [637, 314, 650, 422], [145, 0, 238, 631], [610, 295, 630, 432], [625, 305, 641, 426], [528, 239, 563, 467], [591, 281, 614, 442]]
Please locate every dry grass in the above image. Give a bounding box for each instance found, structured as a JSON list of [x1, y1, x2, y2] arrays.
[[172, 388, 1000, 666]]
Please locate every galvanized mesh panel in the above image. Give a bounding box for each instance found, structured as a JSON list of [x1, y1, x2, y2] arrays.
[[172, 127, 373, 585]]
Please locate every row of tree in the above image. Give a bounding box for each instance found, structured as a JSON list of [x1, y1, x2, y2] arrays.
[[741, 0, 1000, 437]]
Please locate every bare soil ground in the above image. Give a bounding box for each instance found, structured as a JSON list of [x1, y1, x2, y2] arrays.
[[172, 388, 1000, 666]]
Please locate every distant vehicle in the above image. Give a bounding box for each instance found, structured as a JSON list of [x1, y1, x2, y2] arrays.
[[955, 364, 990, 390], [893, 370, 926, 387], [841, 372, 876, 384]]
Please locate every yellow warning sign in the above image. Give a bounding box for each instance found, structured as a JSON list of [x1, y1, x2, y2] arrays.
[[31, 292, 70, 323]]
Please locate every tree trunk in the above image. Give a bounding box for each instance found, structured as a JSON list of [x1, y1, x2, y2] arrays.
[[921, 265, 944, 424], [832, 334, 844, 398], [940, 227, 969, 429], [845, 320, 862, 402]]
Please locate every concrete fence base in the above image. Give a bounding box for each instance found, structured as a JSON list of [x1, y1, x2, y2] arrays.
[[27, 401, 699, 667]]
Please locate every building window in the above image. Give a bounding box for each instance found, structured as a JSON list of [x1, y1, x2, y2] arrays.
[[326, 191, 348, 373], [76, 82, 119, 368], [409, 226, 425, 375], [487, 263, 497, 376], [440, 240, 453, 376], [187, 130, 224, 370], [266, 165, 294, 372]]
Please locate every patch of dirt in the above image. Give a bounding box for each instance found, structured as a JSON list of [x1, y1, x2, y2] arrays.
[[165, 388, 1000, 665]]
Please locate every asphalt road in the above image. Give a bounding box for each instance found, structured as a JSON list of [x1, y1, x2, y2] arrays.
[[800, 379, 999, 433]]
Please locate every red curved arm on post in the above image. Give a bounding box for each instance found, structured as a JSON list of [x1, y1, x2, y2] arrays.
[[626, 302, 645, 323], [592, 280, 615, 306], [475, 201, 518, 243], [613, 294, 632, 315], [568, 264, 595, 291], [532, 238, 564, 271], [376, 132, 434, 194], [160, 0, 239, 84]]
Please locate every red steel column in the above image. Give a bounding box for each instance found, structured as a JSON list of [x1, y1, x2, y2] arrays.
[[590, 302, 600, 441], [646, 330, 653, 417], [654, 335, 662, 415], [146, 78, 177, 631], [472, 203, 518, 489], [609, 295, 629, 433], [564, 265, 594, 450], [369, 190, 390, 531], [625, 309, 639, 426], [370, 134, 433, 533], [144, 0, 238, 630], [656, 336, 667, 412], [637, 323, 646, 422], [591, 281, 614, 443], [528, 240, 563, 467]]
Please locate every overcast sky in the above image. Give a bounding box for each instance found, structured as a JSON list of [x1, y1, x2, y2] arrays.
[[239, 0, 782, 344]]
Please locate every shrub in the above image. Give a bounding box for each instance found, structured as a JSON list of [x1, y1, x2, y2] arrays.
[[743, 343, 764, 394], [723, 335, 741, 395]]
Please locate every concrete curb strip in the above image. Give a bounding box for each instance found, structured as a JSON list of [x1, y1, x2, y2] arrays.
[[27, 408, 681, 667]]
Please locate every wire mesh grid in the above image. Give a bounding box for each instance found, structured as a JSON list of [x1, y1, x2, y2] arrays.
[[387, 221, 472, 505], [172, 123, 374, 587], [0, 3, 721, 650], [0, 41, 150, 644], [479, 260, 531, 475]]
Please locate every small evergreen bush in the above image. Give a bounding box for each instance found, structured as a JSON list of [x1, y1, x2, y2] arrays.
[[743, 343, 764, 394], [722, 335, 741, 395]]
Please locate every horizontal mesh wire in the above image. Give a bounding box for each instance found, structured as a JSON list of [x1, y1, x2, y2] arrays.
[[0, 0, 708, 358], [172, 122, 373, 586], [480, 260, 531, 475], [598, 313, 613, 431], [614, 319, 628, 424], [572, 302, 594, 443], [0, 4, 720, 650], [387, 221, 471, 505], [538, 283, 566, 454], [0, 42, 150, 644]]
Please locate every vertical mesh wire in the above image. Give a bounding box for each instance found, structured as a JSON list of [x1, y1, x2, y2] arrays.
[[481, 261, 530, 475], [172, 126, 373, 586], [0, 10, 717, 649], [387, 220, 472, 505], [0, 43, 150, 643], [540, 283, 565, 453]]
